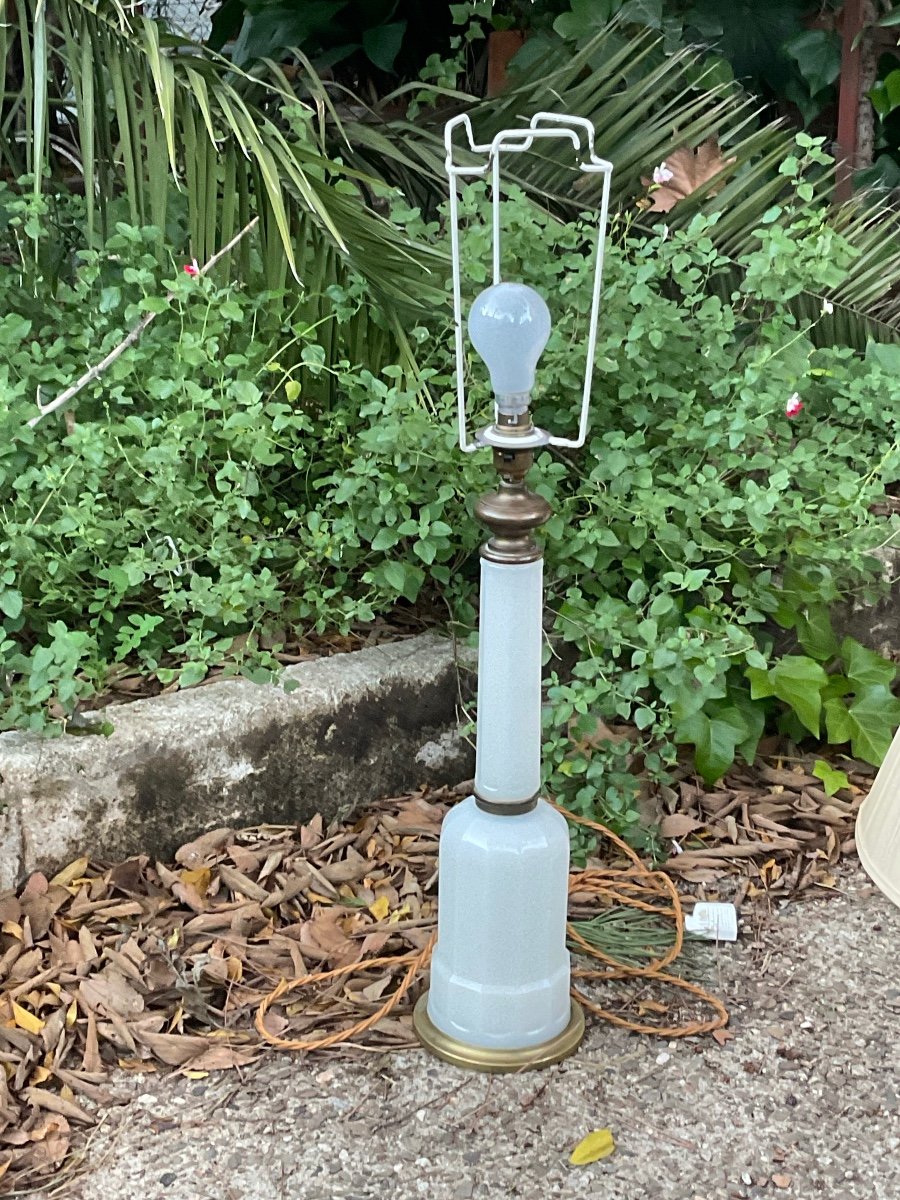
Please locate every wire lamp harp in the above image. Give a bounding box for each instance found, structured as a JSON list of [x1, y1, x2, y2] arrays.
[[444, 111, 613, 455]]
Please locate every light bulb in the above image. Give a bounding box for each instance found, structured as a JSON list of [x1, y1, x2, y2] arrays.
[[468, 282, 551, 414]]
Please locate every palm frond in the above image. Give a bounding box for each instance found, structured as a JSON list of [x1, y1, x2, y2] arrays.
[[0, 0, 447, 329]]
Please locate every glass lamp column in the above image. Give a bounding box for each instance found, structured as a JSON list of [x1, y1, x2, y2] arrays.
[[413, 284, 584, 1071]]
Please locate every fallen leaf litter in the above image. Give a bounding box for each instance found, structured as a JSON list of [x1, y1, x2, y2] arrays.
[[0, 757, 866, 1192]]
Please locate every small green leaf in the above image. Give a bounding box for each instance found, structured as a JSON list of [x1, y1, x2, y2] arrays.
[[371, 528, 399, 552], [812, 759, 850, 797], [179, 661, 208, 688], [649, 593, 675, 617], [0, 590, 23, 620]]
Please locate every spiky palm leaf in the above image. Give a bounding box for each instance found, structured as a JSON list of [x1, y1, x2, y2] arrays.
[[0, 0, 447, 335]]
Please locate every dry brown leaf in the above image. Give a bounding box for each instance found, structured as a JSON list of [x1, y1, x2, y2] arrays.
[[393, 797, 446, 832], [170, 881, 208, 914], [642, 139, 736, 211], [82, 1012, 102, 1075], [659, 814, 704, 839], [22, 1088, 92, 1125], [177, 1045, 258, 1074], [175, 828, 233, 869], [133, 1032, 212, 1067], [78, 973, 144, 1019]]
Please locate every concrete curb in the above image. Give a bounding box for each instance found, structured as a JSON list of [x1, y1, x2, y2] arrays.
[[0, 634, 472, 889]]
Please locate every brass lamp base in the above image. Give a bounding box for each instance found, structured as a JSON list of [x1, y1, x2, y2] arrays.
[[413, 994, 584, 1073]]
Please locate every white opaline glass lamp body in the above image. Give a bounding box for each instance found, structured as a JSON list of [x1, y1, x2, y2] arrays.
[[468, 282, 551, 411], [427, 795, 571, 1049], [474, 559, 542, 804], [426, 555, 573, 1051]]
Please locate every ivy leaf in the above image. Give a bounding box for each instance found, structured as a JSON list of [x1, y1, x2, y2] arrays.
[[675, 708, 747, 784], [730, 689, 766, 765], [824, 697, 853, 745], [746, 666, 775, 699], [769, 656, 828, 736], [812, 759, 850, 797], [570, 1128, 616, 1165], [844, 686, 900, 766], [841, 637, 896, 689], [796, 605, 838, 662]]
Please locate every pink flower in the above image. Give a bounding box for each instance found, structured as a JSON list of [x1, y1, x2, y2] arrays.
[[183, 259, 200, 277], [785, 393, 803, 418], [652, 162, 674, 184]]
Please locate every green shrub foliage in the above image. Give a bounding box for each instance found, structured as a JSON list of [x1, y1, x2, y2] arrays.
[[1, 160, 898, 845]]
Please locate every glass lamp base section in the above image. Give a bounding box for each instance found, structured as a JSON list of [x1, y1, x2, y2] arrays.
[[422, 795, 575, 1063], [414, 994, 584, 1072]]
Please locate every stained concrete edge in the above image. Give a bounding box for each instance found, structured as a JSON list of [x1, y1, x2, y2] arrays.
[[0, 633, 473, 889]]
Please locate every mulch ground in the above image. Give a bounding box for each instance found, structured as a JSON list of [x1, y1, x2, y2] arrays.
[[0, 751, 872, 1193]]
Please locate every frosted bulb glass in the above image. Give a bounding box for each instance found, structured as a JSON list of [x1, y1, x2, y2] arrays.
[[468, 282, 551, 406]]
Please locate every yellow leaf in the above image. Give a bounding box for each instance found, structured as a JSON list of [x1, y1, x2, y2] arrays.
[[50, 856, 89, 887], [12, 1002, 44, 1036], [226, 957, 243, 983], [166, 928, 180, 949], [65, 1000, 78, 1028], [368, 895, 390, 921], [388, 904, 411, 924], [307, 891, 335, 905], [60, 1084, 75, 1103], [569, 1128, 616, 1166], [184, 1070, 209, 1080], [1, 921, 23, 941], [29, 1066, 52, 1086], [179, 867, 211, 897]]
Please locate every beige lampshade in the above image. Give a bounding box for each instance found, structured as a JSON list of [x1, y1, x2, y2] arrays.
[[856, 725, 900, 909]]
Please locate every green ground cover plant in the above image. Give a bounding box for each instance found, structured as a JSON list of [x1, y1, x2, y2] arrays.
[[1, 136, 898, 844]]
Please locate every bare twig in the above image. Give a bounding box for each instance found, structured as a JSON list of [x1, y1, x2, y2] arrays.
[[28, 217, 260, 429]]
